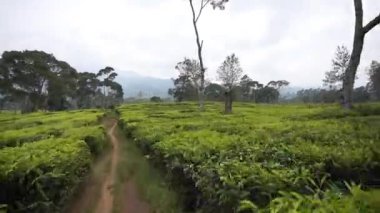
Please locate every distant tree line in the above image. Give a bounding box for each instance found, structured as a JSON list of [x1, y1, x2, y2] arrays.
[[0, 50, 123, 112], [184, 0, 379, 110], [168, 54, 289, 113], [169, 48, 380, 107]]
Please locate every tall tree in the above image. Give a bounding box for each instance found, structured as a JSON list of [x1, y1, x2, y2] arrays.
[[187, 0, 228, 111], [205, 83, 224, 101], [240, 75, 253, 101], [176, 58, 202, 98], [0, 51, 60, 112], [47, 61, 78, 110], [266, 80, 290, 91], [217, 54, 243, 113], [169, 58, 202, 102], [106, 81, 124, 105], [76, 72, 100, 109], [97, 66, 118, 108], [239, 75, 262, 102], [367, 60, 380, 100], [256, 86, 280, 103], [342, 0, 380, 108], [168, 73, 198, 102], [0, 57, 11, 108], [256, 81, 289, 103], [0, 50, 124, 111], [323, 46, 350, 90]]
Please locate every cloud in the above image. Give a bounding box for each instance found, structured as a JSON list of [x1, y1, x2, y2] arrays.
[[0, 0, 379, 88]]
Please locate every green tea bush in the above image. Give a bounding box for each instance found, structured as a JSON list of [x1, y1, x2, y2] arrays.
[[118, 102, 380, 212], [0, 139, 91, 212], [264, 184, 380, 213], [0, 109, 106, 212]]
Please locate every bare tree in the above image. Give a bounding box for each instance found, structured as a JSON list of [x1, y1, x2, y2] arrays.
[[217, 54, 243, 113], [188, 0, 228, 111], [342, 0, 380, 108]]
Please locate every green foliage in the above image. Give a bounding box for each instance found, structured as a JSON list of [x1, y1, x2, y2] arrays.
[[112, 125, 181, 213], [238, 200, 258, 213], [150, 96, 162, 102], [0, 50, 124, 112], [367, 60, 380, 100], [267, 184, 380, 213], [118, 102, 380, 212], [0, 109, 106, 212], [323, 45, 350, 90]]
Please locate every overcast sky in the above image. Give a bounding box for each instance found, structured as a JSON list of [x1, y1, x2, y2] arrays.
[[0, 0, 379, 87]]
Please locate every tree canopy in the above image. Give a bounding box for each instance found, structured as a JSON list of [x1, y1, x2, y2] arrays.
[[0, 50, 123, 112]]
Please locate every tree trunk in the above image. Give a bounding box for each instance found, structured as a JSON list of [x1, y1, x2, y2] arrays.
[[22, 96, 32, 113], [189, 0, 206, 111], [198, 87, 205, 111], [343, 0, 364, 109], [343, 0, 380, 108], [224, 90, 232, 114], [103, 85, 106, 109], [252, 90, 256, 103], [224, 92, 228, 113], [228, 92, 233, 113]]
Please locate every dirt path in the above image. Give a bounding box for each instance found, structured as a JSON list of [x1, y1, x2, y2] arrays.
[[67, 119, 151, 213], [95, 121, 118, 213], [121, 181, 151, 213], [65, 148, 111, 213]]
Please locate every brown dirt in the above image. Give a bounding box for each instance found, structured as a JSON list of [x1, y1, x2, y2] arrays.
[[121, 181, 151, 213], [95, 121, 119, 213], [66, 119, 151, 213], [64, 140, 111, 213]]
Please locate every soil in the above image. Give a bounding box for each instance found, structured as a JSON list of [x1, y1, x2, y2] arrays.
[[95, 121, 118, 213], [66, 119, 151, 213], [121, 181, 151, 213]]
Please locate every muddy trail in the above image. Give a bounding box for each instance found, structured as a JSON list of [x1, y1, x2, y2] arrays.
[[66, 119, 150, 213]]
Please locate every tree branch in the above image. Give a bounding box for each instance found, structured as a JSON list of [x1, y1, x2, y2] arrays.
[[363, 13, 380, 34], [353, 0, 364, 29], [189, 0, 196, 22], [196, 0, 211, 22]]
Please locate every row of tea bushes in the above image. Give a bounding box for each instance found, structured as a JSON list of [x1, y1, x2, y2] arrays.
[[118, 102, 380, 212], [0, 110, 106, 212]]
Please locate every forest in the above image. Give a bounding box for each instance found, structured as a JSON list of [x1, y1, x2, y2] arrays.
[[0, 0, 380, 213], [0, 50, 124, 112]]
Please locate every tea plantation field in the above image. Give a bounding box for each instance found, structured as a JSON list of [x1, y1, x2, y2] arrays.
[[0, 110, 106, 212], [118, 103, 380, 212]]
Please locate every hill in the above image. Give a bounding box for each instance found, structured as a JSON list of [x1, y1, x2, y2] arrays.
[[116, 71, 172, 98]]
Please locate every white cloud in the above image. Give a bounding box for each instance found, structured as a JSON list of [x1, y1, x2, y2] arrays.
[[0, 0, 379, 88]]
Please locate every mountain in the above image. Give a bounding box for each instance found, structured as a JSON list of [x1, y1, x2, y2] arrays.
[[115, 71, 173, 98], [115, 71, 304, 100]]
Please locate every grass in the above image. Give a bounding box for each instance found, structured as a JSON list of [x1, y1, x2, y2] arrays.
[[112, 121, 182, 213]]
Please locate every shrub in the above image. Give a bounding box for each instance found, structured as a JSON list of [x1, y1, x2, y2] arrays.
[[150, 96, 162, 102], [118, 102, 380, 212]]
